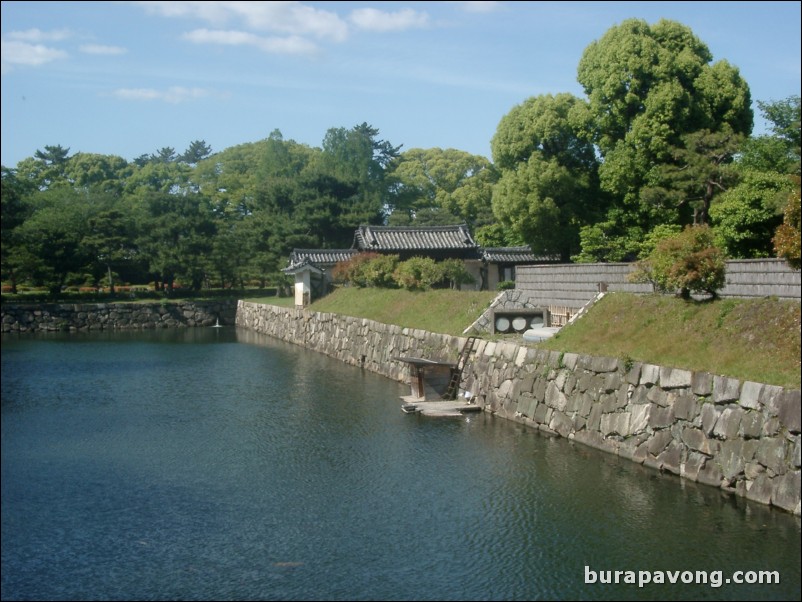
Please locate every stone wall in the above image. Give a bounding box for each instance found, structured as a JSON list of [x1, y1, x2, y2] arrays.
[[236, 301, 801, 515], [1, 300, 238, 333]]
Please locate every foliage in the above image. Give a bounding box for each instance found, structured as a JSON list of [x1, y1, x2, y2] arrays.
[[386, 147, 497, 229], [630, 225, 726, 298], [490, 93, 600, 260], [773, 178, 801, 269], [497, 280, 515, 291], [332, 253, 399, 288], [439, 258, 476, 290], [392, 257, 443, 291], [709, 169, 792, 258], [573, 18, 753, 259]]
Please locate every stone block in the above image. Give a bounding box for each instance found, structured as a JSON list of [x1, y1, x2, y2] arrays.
[[587, 403, 603, 432], [657, 441, 683, 475], [647, 386, 668, 407], [549, 410, 574, 438], [700, 403, 720, 436], [591, 355, 619, 373], [673, 393, 699, 422], [713, 407, 743, 439], [718, 440, 746, 482], [640, 363, 660, 385], [756, 437, 788, 475], [745, 473, 774, 505], [713, 376, 741, 404], [647, 429, 673, 456], [739, 381, 763, 410], [771, 470, 800, 514], [739, 411, 764, 439], [572, 430, 613, 453], [629, 404, 651, 436], [682, 451, 707, 482], [649, 405, 675, 429], [681, 427, 719, 456], [660, 367, 692, 389], [562, 352, 579, 370], [696, 459, 724, 488], [625, 362, 641, 386], [777, 389, 801, 434], [600, 412, 631, 437]]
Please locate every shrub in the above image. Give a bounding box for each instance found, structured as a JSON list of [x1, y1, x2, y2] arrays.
[[439, 258, 475, 290], [497, 280, 516, 291], [392, 257, 442, 290], [332, 253, 399, 287], [630, 225, 726, 298], [773, 179, 801, 269]]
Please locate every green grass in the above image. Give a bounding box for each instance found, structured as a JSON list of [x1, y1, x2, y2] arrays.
[[539, 293, 801, 389], [305, 287, 497, 336], [246, 288, 801, 388]]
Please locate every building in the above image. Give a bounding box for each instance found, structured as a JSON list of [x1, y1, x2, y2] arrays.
[[283, 224, 555, 307]]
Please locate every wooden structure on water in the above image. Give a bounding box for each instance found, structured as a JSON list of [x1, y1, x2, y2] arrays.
[[396, 337, 480, 417]]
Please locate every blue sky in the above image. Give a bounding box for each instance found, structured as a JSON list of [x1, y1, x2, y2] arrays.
[[1, 1, 800, 168]]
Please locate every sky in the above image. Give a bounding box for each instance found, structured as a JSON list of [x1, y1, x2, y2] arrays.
[[1, 1, 800, 168]]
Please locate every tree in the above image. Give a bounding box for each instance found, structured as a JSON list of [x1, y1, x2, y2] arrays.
[[710, 169, 792, 258], [490, 93, 601, 260], [1, 167, 36, 292], [387, 148, 498, 228], [575, 19, 752, 259], [773, 177, 801, 269], [630, 224, 726, 299], [179, 140, 213, 165]]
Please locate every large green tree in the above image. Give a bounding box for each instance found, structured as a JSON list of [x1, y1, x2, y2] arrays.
[[386, 147, 497, 228], [575, 18, 753, 259], [490, 93, 601, 259]]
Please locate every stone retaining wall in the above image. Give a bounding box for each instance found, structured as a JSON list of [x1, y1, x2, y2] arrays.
[[1, 300, 238, 332], [236, 301, 801, 515]]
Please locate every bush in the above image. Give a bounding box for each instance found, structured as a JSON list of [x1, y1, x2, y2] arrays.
[[332, 253, 399, 287], [773, 179, 801, 269], [392, 257, 442, 291], [497, 280, 516, 291], [439, 258, 475, 290], [630, 225, 726, 298]]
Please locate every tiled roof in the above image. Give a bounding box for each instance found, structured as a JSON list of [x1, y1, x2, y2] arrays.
[[281, 256, 324, 275], [481, 247, 558, 263], [287, 249, 359, 268], [353, 224, 479, 251]]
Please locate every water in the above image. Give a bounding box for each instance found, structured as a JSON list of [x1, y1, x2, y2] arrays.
[[2, 328, 800, 601]]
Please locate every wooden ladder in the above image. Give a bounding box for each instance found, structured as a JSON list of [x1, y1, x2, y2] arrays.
[[442, 336, 477, 400]]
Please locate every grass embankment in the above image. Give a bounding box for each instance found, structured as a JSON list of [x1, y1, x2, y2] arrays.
[[251, 288, 800, 389]]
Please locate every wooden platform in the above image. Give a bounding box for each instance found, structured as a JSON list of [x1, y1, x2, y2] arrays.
[[400, 395, 483, 417]]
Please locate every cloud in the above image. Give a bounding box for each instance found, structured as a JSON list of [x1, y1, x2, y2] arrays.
[[6, 28, 72, 42], [1, 39, 68, 74], [80, 44, 128, 55], [136, 1, 348, 41], [112, 86, 219, 103], [349, 8, 430, 32], [182, 28, 317, 55]]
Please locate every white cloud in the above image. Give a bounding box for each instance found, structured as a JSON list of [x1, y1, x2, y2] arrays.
[[136, 1, 348, 41], [6, 28, 72, 42], [80, 44, 127, 55], [112, 86, 217, 103], [349, 8, 430, 32], [182, 28, 317, 55], [1, 39, 68, 74]]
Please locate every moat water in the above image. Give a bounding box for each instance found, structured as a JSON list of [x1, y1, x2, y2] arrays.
[[2, 327, 800, 601]]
